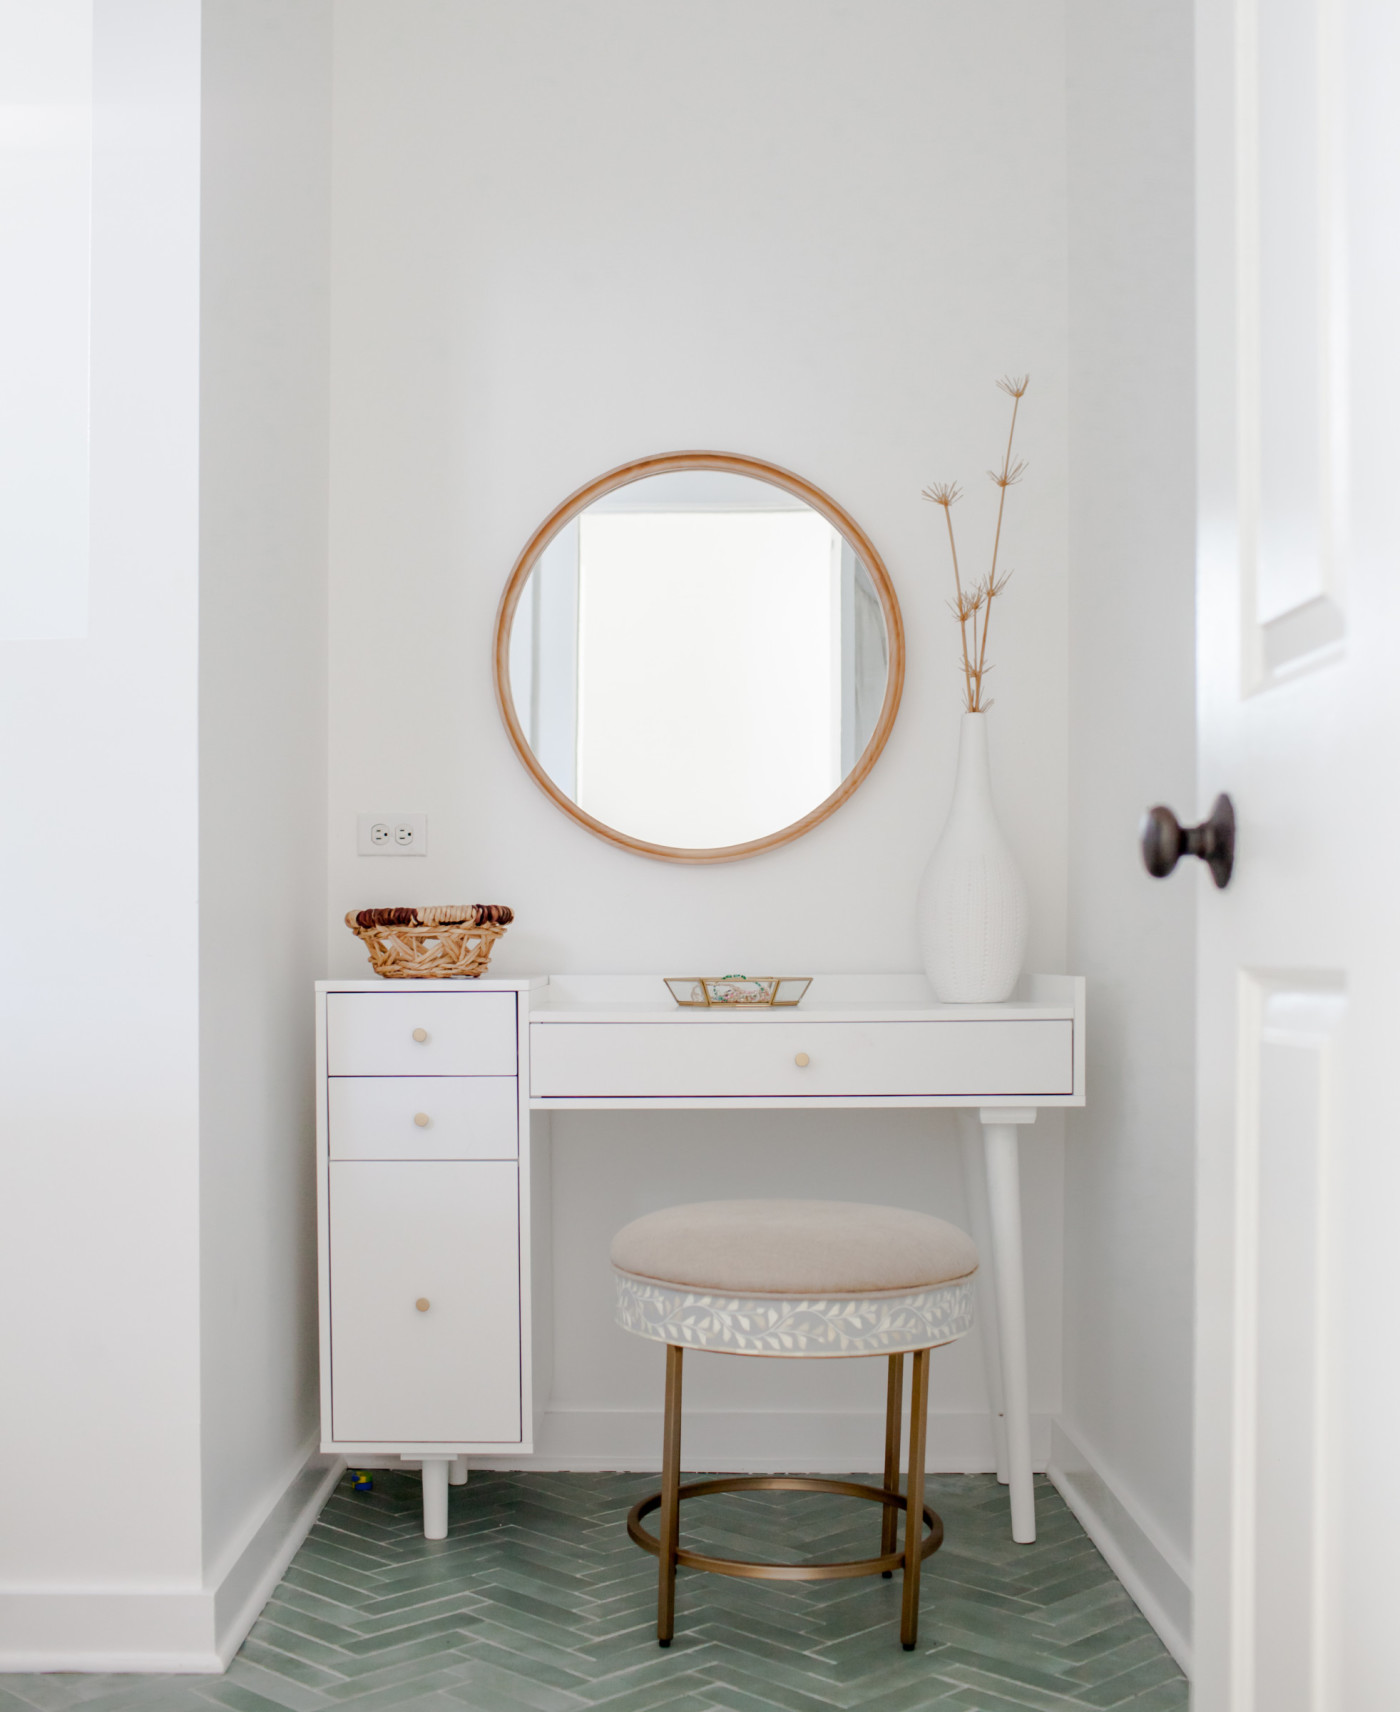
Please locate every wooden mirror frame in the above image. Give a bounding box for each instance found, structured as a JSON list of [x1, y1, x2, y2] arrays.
[[493, 450, 906, 864]]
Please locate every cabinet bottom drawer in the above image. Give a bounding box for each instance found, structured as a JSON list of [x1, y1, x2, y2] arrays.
[[328, 1161, 521, 1443]]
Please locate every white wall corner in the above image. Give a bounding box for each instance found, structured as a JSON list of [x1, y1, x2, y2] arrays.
[[211, 1446, 343, 1668], [1048, 1418, 1191, 1675], [0, 1447, 341, 1674]]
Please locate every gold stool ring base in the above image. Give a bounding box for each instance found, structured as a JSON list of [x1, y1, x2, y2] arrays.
[[627, 1475, 943, 1583]]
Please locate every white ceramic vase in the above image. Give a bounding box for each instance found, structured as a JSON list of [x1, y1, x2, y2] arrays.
[[916, 711, 1028, 1003]]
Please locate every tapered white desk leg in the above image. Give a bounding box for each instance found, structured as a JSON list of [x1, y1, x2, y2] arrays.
[[957, 1113, 1010, 1485], [420, 1457, 450, 1539], [448, 1456, 469, 1486], [980, 1106, 1037, 1544]]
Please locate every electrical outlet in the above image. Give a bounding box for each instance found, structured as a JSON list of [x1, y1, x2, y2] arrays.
[[357, 813, 427, 856]]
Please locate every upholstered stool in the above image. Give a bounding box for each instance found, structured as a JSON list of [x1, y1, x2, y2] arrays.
[[611, 1199, 977, 1649]]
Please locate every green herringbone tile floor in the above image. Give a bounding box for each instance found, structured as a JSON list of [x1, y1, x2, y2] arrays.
[[0, 1470, 1187, 1712]]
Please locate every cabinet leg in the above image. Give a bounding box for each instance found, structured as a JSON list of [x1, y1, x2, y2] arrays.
[[981, 1118, 1036, 1543], [420, 1457, 450, 1539], [448, 1456, 469, 1486]]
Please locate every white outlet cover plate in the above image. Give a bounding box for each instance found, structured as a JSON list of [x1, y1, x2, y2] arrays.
[[357, 813, 428, 856]]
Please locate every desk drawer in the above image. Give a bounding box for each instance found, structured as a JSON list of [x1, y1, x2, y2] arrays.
[[326, 992, 516, 1076], [329, 1077, 518, 1160], [530, 1018, 1074, 1099]]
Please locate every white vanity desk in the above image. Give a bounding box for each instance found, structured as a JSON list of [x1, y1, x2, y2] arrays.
[[316, 972, 1085, 1544]]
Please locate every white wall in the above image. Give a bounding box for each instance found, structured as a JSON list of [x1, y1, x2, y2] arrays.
[[0, 0, 92, 640], [197, 0, 333, 1612], [1057, 0, 1197, 1669], [328, 0, 1071, 1462], [0, 0, 336, 1671], [0, 0, 206, 1658]]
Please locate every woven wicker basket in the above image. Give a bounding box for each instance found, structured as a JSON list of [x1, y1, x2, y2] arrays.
[[346, 905, 513, 980]]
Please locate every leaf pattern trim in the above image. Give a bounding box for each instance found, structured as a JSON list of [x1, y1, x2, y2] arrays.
[[613, 1271, 975, 1356]]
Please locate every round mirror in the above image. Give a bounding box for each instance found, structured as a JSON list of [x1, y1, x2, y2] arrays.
[[494, 452, 904, 862]]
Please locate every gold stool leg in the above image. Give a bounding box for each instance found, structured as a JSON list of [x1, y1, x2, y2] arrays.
[[900, 1347, 931, 1650], [880, 1353, 904, 1575], [658, 1344, 684, 1646]]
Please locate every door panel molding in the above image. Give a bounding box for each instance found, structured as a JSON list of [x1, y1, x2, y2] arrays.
[[1231, 970, 1345, 1712], [1235, 0, 1349, 693]]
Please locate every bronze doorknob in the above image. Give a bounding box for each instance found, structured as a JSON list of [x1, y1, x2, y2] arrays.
[[1139, 794, 1235, 889]]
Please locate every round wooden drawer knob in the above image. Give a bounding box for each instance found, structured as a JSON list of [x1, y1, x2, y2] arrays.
[[415, 1298, 431, 1312], [412, 1027, 429, 1043], [794, 1052, 810, 1067], [413, 1112, 430, 1127]]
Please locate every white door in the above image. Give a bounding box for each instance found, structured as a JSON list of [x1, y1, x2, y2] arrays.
[[329, 1161, 522, 1443], [1192, 1, 1399, 1707]]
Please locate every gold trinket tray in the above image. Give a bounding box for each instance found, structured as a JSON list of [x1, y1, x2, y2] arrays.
[[664, 975, 812, 1008]]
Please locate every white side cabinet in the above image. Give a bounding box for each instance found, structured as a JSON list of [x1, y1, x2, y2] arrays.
[[315, 979, 546, 1538]]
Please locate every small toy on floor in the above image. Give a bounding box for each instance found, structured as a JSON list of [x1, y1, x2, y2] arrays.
[[351, 1470, 374, 1493]]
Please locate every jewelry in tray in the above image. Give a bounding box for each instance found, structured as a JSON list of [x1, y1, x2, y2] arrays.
[[664, 975, 812, 1008]]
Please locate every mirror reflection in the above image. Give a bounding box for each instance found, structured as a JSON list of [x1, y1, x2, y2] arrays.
[[505, 469, 891, 851]]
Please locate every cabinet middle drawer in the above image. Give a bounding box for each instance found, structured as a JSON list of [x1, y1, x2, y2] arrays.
[[328, 1077, 518, 1161]]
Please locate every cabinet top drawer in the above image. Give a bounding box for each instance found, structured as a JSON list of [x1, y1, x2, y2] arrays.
[[529, 1017, 1073, 1101], [327, 992, 517, 1077]]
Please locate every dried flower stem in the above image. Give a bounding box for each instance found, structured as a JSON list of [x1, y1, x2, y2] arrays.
[[941, 505, 974, 711], [923, 375, 1029, 713], [977, 378, 1027, 689]]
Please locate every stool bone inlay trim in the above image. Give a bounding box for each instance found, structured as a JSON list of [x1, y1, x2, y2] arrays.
[[614, 1271, 974, 1356]]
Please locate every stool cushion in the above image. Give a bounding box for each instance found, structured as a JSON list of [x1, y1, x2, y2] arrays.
[[611, 1199, 977, 1358], [611, 1199, 977, 1294]]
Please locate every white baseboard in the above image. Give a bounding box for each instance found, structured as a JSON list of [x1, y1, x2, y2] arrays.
[[3, 1420, 1185, 1675], [465, 1406, 1052, 1474], [211, 1447, 345, 1667], [0, 1445, 343, 1674], [1047, 1419, 1192, 1674]]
